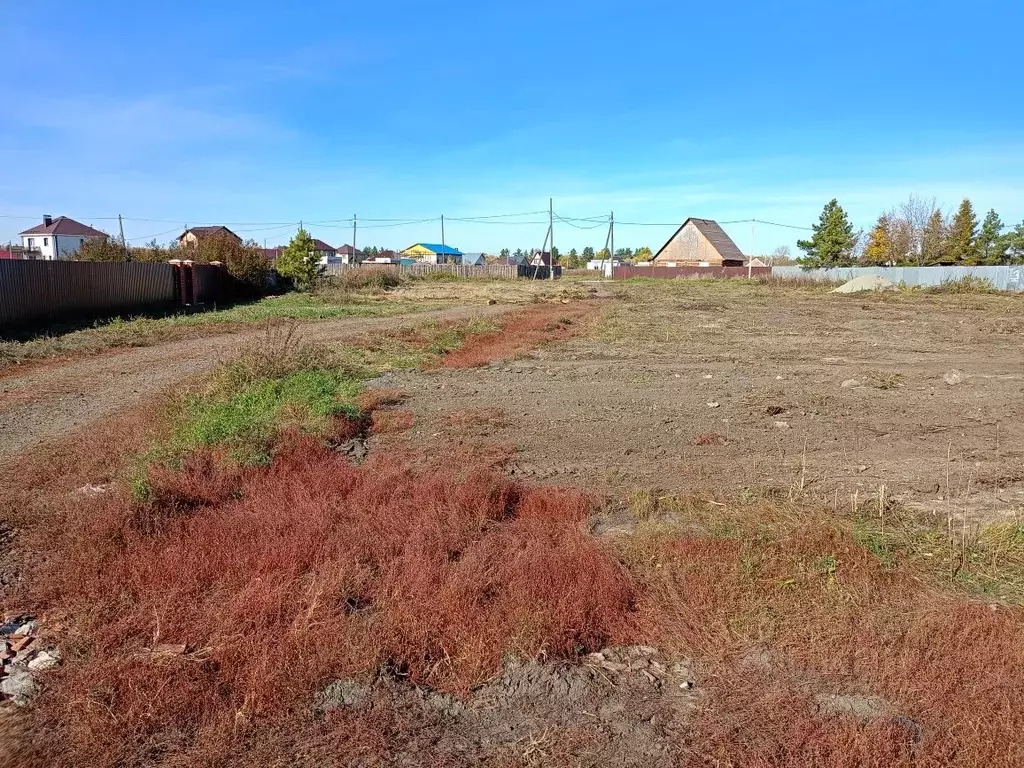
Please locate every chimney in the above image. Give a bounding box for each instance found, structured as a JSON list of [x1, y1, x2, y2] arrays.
[[43, 214, 53, 227]]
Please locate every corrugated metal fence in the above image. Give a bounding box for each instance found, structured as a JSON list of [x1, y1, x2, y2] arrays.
[[613, 265, 772, 279], [0, 260, 178, 327], [772, 265, 1024, 292]]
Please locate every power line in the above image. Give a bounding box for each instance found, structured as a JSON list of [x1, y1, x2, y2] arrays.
[[127, 227, 182, 243]]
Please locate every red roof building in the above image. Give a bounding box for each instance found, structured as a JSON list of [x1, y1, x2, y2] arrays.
[[18, 215, 109, 260]]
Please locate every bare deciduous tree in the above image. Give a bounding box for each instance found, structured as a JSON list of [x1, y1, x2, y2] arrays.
[[891, 195, 940, 265]]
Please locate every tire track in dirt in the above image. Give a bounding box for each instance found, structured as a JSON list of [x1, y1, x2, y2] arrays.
[[0, 305, 510, 460]]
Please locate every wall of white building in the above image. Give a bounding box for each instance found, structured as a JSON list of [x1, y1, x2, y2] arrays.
[[21, 234, 99, 260]]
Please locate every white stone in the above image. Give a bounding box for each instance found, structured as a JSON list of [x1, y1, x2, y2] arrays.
[[27, 649, 61, 671]]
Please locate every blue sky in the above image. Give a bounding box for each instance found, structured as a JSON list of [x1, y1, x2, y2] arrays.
[[2, 0, 1023, 255]]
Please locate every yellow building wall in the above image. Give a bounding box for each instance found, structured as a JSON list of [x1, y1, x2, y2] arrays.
[[401, 244, 434, 257]]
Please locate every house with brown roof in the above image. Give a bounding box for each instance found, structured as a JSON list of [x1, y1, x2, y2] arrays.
[[261, 238, 339, 266], [19, 215, 109, 260], [336, 244, 364, 264], [178, 226, 242, 248], [310, 239, 338, 264], [652, 218, 746, 267]]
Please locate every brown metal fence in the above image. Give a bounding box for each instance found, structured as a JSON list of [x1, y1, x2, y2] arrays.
[[0, 260, 179, 327], [612, 265, 772, 280], [324, 263, 523, 279]]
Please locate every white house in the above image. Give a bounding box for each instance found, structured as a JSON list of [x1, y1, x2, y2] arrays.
[[19, 215, 108, 260], [336, 244, 364, 265]]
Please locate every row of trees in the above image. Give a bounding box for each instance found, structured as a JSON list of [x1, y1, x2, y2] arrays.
[[496, 245, 653, 268], [77, 226, 328, 291], [78, 232, 271, 289], [797, 196, 1024, 269]]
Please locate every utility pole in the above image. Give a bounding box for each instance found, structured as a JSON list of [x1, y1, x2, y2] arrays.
[[749, 221, 755, 278], [549, 197, 554, 281], [440, 214, 446, 264], [601, 211, 614, 276], [352, 214, 357, 264], [118, 214, 129, 261]]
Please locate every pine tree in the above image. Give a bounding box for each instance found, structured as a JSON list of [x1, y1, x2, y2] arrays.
[[796, 199, 857, 268], [978, 209, 1006, 264], [276, 227, 325, 290], [582, 246, 595, 260], [862, 215, 894, 266], [1002, 221, 1024, 264], [921, 210, 948, 265], [946, 199, 979, 264]]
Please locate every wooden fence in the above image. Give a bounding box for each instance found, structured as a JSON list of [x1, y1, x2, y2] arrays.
[[324, 262, 557, 280]]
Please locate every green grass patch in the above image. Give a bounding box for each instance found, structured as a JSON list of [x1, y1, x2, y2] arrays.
[[169, 368, 361, 465]]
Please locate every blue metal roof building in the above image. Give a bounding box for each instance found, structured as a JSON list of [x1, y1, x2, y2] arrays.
[[401, 243, 463, 257]]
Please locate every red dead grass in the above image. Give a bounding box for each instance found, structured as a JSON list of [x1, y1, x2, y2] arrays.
[[355, 388, 407, 411], [370, 408, 415, 434], [623, 509, 1024, 767], [18, 430, 634, 766], [439, 302, 599, 369]]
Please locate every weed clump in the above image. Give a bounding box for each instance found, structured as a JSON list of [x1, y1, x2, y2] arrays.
[[27, 437, 634, 766]]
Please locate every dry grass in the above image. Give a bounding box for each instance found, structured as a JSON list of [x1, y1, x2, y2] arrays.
[[441, 407, 511, 430], [439, 303, 600, 369], [0, 295, 428, 376], [617, 495, 1024, 767], [12, 432, 633, 766], [370, 409, 415, 434]]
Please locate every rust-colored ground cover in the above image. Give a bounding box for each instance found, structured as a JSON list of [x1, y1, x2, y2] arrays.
[[439, 302, 599, 369]]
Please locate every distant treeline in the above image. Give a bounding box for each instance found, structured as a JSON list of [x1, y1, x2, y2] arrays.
[[796, 196, 1024, 269]]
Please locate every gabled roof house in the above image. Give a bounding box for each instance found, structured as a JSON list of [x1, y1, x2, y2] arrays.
[[19, 215, 108, 260], [652, 218, 746, 267], [178, 226, 242, 247], [401, 243, 463, 264]]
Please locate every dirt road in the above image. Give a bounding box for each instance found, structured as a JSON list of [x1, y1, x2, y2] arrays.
[[0, 305, 508, 459]]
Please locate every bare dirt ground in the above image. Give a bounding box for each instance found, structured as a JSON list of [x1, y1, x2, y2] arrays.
[[379, 283, 1024, 522], [3, 280, 1024, 766], [0, 304, 509, 459]]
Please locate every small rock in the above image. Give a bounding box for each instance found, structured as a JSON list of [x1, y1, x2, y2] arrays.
[[486, 298, 497, 305], [841, 378, 861, 389], [703, 374, 713, 380], [8, 636, 32, 654], [942, 369, 965, 386], [706, 402, 720, 409], [13, 621, 36, 636], [0, 667, 36, 705], [774, 421, 790, 430], [858, 465, 868, 473], [674, 373, 681, 378], [27, 649, 61, 671], [775, 375, 783, 380]]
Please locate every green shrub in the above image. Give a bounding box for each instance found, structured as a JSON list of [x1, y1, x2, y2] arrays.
[[926, 276, 996, 294]]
